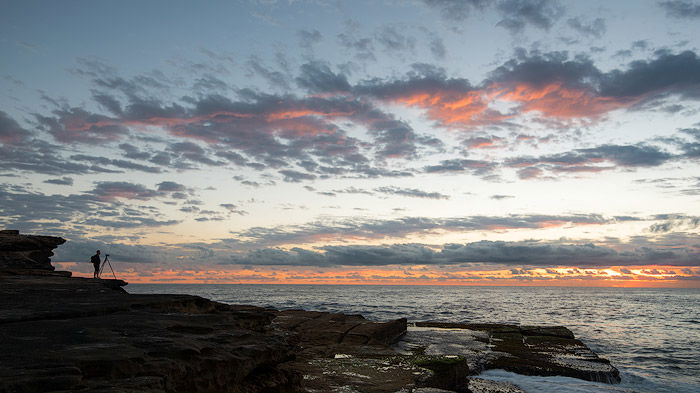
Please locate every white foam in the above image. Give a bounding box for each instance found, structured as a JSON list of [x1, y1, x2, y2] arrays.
[[478, 369, 638, 393]]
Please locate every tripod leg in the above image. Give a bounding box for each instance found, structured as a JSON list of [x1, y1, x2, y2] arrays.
[[99, 260, 106, 278], [107, 260, 117, 280]]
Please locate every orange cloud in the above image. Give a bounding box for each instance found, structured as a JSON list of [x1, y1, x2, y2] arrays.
[[59, 262, 699, 288], [494, 82, 633, 119]]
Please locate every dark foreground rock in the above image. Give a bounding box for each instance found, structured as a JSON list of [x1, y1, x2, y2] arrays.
[[0, 231, 621, 393], [0, 230, 66, 273], [0, 274, 301, 393]]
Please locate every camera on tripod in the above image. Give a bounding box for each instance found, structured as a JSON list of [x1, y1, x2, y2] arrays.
[[99, 254, 117, 279]]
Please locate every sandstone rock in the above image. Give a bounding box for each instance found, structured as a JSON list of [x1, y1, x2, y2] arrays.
[[0, 230, 66, 272], [0, 274, 303, 393]]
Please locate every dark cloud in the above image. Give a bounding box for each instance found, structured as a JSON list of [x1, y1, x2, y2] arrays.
[[92, 181, 160, 201], [296, 62, 351, 94], [279, 169, 316, 182], [506, 143, 674, 177], [424, 159, 496, 176], [156, 181, 187, 192], [333, 186, 375, 195], [44, 177, 74, 186], [70, 154, 162, 173], [658, 1, 700, 19], [599, 50, 700, 99], [491, 194, 514, 200], [224, 240, 700, 267], [0, 110, 32, 145], [118, 143, 151, 160], [374, 186, 450, 200]]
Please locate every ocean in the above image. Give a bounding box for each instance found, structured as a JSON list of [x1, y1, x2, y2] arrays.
[[128, 284, 700, 393]]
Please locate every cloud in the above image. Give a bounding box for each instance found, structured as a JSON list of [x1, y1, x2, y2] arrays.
[[296, 62, 351, 94], [496, 0, 564, 33], [71, 154, 162, 173], [44, 177, 74, 186], [220, 203, 248, 216], [35, 108, 130, 145], [374, 186, 450, 200], [658, 1, 700, 19], [424, 159, 496, 175], [0, 139, 111, 176], [298, 29, 323, 50], [224, 239, 700, 267], [92, 181, 160, 201], [0, 184, 179, 234], [566, 17, 606, 38], [648, 214, 700, 232], [246, 55, 291, 91], [14, 49, 698, 184], [0, 110, 32, 145], [506, 143, 674, 178], [375, 25, 416, 54], [228, 213, 616, 248], [279, 169, 317, 182]]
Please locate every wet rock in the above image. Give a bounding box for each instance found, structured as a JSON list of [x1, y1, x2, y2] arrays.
[[413, 355, 469, 392], [413, 322, 620, 384]]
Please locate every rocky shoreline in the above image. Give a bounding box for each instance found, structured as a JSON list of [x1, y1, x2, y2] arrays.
[[0, 231, 620, 393]]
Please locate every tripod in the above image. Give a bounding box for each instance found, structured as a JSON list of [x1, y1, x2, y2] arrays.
[[99, 254, 118, 279]]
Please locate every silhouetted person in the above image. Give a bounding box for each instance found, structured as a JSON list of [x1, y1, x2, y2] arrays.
[[91, 250, 101, 278]]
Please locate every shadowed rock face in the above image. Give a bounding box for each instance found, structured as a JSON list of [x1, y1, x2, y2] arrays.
[[0, 275, 303, 393], [0, 230, 66, 273]]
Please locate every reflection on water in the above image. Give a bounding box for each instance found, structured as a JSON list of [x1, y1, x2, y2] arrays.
[[129, 284, 700, 393]]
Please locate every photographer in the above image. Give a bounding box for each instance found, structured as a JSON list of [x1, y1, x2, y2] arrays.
[[91, 250, 101, 278]]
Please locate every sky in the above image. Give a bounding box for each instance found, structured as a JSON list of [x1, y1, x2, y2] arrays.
[[1, 0, 700, 287]]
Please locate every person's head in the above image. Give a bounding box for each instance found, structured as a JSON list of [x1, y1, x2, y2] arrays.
[[96, 250, 100, 255]]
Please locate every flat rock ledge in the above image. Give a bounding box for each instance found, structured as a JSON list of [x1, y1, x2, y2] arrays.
[[0, 230, 67, 274]]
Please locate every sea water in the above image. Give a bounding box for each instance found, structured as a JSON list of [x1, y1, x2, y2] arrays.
[[128, 285, 700, 393]]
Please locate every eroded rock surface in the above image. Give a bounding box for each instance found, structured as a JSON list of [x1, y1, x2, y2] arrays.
[[0, 230, 66, 273]]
